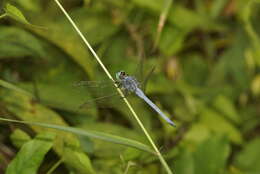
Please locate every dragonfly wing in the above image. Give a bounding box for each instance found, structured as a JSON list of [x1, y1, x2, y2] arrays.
[[79, 92, 124, 109], [73, 80, 115, 88], [142, 66, 156, 92], [72, 80, 122, 110], [133, 63, 156, 92], [135, 88, 176, 127]]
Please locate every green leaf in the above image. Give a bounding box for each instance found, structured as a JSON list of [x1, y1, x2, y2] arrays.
[[234, 138, 260, 174], [174, 148, 194, 174], [81, 122, 150, 157], [132, 0, 223, 31], [200, 108, 243, 144], [240, 0, 260, 66], [0, 27, 46, 58], [29, 8, 119, 78], [18, 82, 97, 116], [184, 123, 211, 143], [213, 95, 241, 124], [6, 132, 55, 174], [3, 3, 44, 28], [0, 83, 96, 174], [210, 0, 228, 18], [10, 129, 31, 148], [10, 0, 41, 12], [208, 30, 250, 92], [0, 79, 33, 97], [0, 82, 151, 157], [4, 3, 31, 25], [193, 136, 230, 174], [159, 25, 186, 56], [182, 56, 209, 86], [0, 13, 7, 19], [168, 6, 221, 31], [251, 75, 260, 96], [131, 0, 163, 12], [153, 0, 173, 49]]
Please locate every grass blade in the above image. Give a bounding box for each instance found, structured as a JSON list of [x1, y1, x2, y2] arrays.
[[0, 117, 155, 154]]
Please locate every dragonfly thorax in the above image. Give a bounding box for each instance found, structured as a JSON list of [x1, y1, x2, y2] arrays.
[[116, 71, 140, 93], [121, 76, 139, 92]]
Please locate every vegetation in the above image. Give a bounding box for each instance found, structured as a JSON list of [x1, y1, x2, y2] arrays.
[[0, 0, 260, 174]]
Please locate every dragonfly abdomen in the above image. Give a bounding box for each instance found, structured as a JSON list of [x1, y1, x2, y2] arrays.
[[135, 88, 176, 127]]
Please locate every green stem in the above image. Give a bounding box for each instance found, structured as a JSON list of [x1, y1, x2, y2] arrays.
[[153, 0, 173, 50], [46, 158, 63, 174], [53, 0, 173, 173], [0, 13, 7, 19]]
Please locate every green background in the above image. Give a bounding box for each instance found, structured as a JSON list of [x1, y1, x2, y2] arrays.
[[0, 0, 260, 173]]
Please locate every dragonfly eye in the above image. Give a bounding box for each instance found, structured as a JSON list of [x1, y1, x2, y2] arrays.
[[120, 71, 127, 79], [121, 71, 125, 76], [116, 71, 126, 80]]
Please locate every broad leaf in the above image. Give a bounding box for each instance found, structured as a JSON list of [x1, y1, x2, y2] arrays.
[[6, 132, 55, 174], [234, 138, 260, 174], [193, 136, 230, 174]]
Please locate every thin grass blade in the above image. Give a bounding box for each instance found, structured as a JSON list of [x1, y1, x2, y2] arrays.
[[0, 117, 155, 154]]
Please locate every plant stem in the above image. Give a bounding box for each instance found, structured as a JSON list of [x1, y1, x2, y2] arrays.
[[53, 0, 173, 173], [46, 158, 63, 174], [153, 0, 173, 50], [0, 13, 7, 19]]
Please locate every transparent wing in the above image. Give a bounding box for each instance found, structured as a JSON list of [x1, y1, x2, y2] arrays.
[[73, 80, 128, 110], [73, 80, 117, 101], [142, 66, 156, 92], [79, 92, 122, 109], [134, 57, 145, 85], [134, 56, 156, 92], [73, 80, 115, 88]]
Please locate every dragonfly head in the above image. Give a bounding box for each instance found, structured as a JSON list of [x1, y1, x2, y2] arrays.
[[116, 71, 126, 81]]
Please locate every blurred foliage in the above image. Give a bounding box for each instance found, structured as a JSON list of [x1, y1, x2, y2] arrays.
[[0, 0, 260, 173]]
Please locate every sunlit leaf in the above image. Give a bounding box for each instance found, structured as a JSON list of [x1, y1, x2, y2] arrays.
[[200, 108, 243, 144], [10, 129, 31, 148], [213, 95, 241, 124], [0, 84, 96, 174], [184, 123, 211, 143], [6, 132, 55, 174], [251, 75, 260, 96], [234, 138, 260, 174], [4, 3, 31, 25]]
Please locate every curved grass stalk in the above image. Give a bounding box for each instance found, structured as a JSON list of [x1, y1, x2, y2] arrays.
[[0, 13, 7, 19], [46, 158, 63, 174], [0, 118, 154, 154], [53, 0, 173, 173]]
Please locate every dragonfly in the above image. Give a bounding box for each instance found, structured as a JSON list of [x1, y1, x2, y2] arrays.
[[75, 71, 176, 127]]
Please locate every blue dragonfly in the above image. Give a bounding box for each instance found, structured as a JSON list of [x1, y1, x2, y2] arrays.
[[75, 71, 176, 127]]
